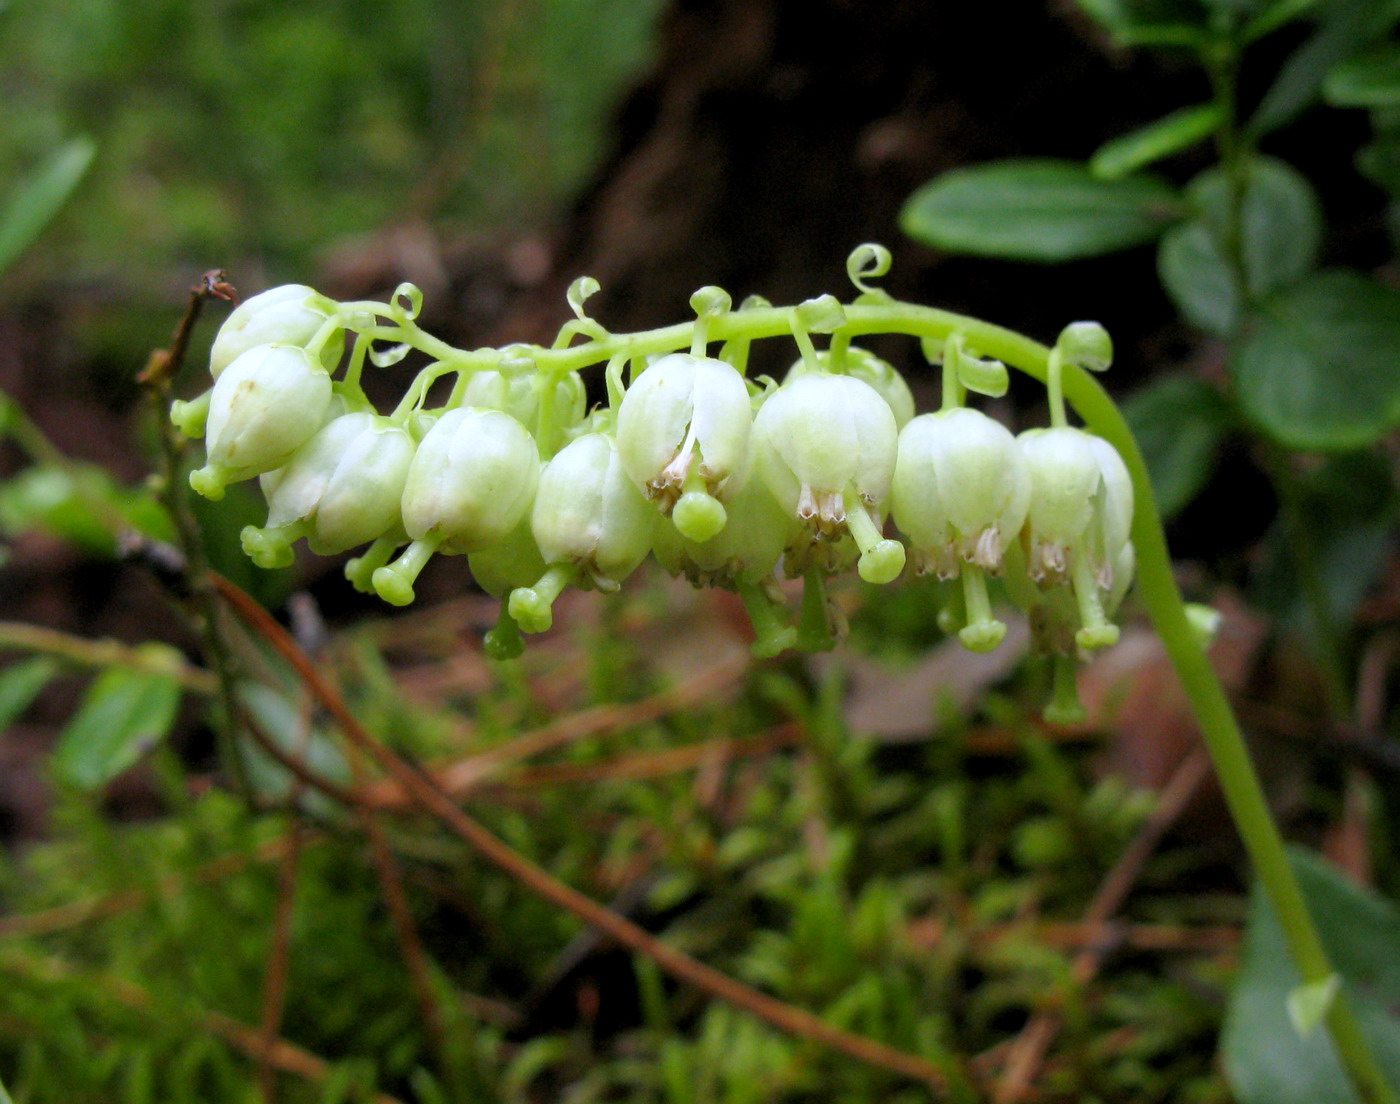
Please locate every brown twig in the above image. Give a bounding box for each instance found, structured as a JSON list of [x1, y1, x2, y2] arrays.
[[256, 691, 314, 1104], [210, 571, 953, 1094], [139, 269, 252, 796], [991, 747, 1213, 1103], [358, 651, 750, 808], [346, 739, 451, 1072]]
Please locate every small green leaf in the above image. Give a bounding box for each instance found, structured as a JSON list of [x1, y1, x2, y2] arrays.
[[1325, 42, 1400, 106], [1230, 270, 1400, 450], [1249, 0, 1400, 136], [0, 657, 59, 733], [1090, 104, 1223, 179], [1157, 157, 1322, 334], [1222, 848, 1400, 1104], [52, 661, 182, 790], [0, 136, 96, 277], [1288, 975, 1342, 1037], [1123, 374, 1235, 518], [900, 160, 1181, 263]]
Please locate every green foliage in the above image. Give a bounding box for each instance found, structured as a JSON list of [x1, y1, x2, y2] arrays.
[[1090, 103, 1223, 179], [1157, 156, 1322, 336], [0, 136, 94, 278], [900, 161, 1181, 263], [0, 612, 1228, 1102], [0, 0, 666, 285], [52, 660, 184, 790], [1231, 271, 1400, 451], [1223, 849, 1400, 1103]]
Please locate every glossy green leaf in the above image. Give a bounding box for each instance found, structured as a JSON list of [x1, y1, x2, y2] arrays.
[[900, 160, 1181, 263], [52, 662, 182, 790], [1090, 104, 1223, 179], [1222, 848, 1400, 1104], [1123, 374, 1235, 518], [1249, 0, 1400, 136], [1325, 42, 1400, 106], [1158, 157, 1322, 334], [1231, 271, 1400, 450], [0, 136, 95, 277], [0, 658, 59, 734]]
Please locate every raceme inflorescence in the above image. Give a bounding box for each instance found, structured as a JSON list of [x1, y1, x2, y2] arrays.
[[174, 245, 1133, 720]]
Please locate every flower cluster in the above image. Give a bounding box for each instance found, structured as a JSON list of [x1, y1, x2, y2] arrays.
[[176, 247, 1135, 719]]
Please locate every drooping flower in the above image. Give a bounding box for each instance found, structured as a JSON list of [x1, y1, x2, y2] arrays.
[[242, 412, 416, 568], [209, 284, 338, 378], [751, 372, 904, 584], [616, 353, 753, 542], [190, 344, 333, 500]]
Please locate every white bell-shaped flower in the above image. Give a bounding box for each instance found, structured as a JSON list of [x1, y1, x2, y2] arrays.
[[892, 408, 1029, 578], [244, 412, 416, 567], [191, 344, 333, 500], [370, 407, 540, 607], [751, 372, 904, 584], [1018, 425, 1134, 649], [508, 433, 657, 634], [784, 346, 915, 428], [616, 353, 753, 543], [210, 284, 337, 378]]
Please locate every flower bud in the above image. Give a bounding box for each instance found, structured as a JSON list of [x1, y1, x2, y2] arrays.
[[616, 353, 753, 540], [191, 344, 333, 500], [248, 412, 415, 566], [400, 407, 540, 552], [462, 367, 586, 432], [370, 407, 540, 607], [752, 373, 904, 584], [892, 408, 1029, 578], [209, 285, 338, 378], [785, 346, 915, 428], [531, 432, 656, 589]]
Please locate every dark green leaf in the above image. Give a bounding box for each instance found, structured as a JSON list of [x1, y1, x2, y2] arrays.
[[900, 160, 1181, 263], [1249, 0, 1400, 136], [0, 658, 59, 734], [1325, 42, 1400, 106], [1090, 104, 1223, 179], [1231, 271, 1400, 449], [1123, 375, 1236, 518], [52, 663, 181, 790], [1158, 157, 1323, 334], [1222, 848, 1400, 1104], [0, 136, 96, 277]]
